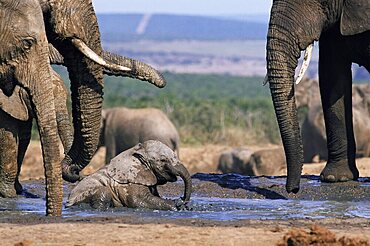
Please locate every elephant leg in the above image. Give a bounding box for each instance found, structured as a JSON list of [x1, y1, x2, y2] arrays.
[[15, 120, 32, 194], [0, 110, 19, 198], [104, 135, 117, 164], [318, 32, 359, 182], [124, 184, 178, 211], [89, 186, 113, 209]]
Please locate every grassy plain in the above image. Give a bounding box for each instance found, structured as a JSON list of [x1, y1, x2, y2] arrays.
[[102, 73, 279, 146]]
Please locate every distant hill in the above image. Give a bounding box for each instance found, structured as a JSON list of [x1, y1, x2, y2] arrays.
[[97, 14, 268, 41], [221, 14, 270, 23], [97, 14, 368, 81]]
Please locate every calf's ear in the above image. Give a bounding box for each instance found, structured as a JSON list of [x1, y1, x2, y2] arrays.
[[106, 144, 157, 186], [341, 0, 370, 35]]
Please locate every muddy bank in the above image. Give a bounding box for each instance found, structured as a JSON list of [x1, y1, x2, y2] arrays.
[[1, 174, 369, 223], [2, 142, 369, 245], [0, 174, 369, 245]]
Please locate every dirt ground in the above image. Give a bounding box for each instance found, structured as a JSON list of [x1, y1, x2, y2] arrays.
[[1, 141, 369, 246]]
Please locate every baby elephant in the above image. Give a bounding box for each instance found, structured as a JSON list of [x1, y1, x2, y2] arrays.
[[99, 107, 180, 164], [67, 140, 192, 210]]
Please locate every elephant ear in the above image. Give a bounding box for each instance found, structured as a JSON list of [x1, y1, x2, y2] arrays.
[[341, 0, 370, 35], [106, 144, 157, 186], [48, 44, 64, 65], [0, 86, 30, 121]]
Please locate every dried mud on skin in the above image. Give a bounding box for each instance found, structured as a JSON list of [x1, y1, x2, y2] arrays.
[[277, 225, 369, 246]]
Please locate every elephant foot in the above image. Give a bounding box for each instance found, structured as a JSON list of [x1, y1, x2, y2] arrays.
[[320, 159, 359, 183], [0, 182, 17, 198]]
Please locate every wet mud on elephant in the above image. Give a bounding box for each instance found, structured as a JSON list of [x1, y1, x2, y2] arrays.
[[67, 141, 192, 210]]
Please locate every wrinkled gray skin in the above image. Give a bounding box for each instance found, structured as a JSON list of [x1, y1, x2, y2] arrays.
[[218, 147, 285, 176], [266, 0, 370, 193], [98, 107, 180, 164], [0, 71, 73, 200], [301, 84, 370, 162], [67, 140, 192, 210], [36, 0, 166, 186], [0, 0, 63, 216]]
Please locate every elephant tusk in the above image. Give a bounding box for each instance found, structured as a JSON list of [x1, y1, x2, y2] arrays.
[[71, 39, 131, 72], [295, 43, 313, 85], [262, 75, 268, 86]]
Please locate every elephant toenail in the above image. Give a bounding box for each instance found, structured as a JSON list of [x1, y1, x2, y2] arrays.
[[339, 176, 349, 182], [325, 175, 336, 182]]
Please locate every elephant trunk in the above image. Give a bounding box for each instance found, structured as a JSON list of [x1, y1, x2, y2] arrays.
[[102, 51, 166, 88], [26, 59, 63, 216], [266, 2, 306, 193], [47, 0, 105, 182], [61, 55, 103, 182], [48, 46, 166, 88], [173, 162, 192, 202], [51, 69, 73, 153]]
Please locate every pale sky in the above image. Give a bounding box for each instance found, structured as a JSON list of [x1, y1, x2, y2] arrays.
[[92, 0, 273, 16]]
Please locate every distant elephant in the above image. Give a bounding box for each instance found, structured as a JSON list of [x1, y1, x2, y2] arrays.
[[36, 0, 167, 185], [218, 148, 253, 174], [302, 84, 370, 162], [218, 147, 285, 176], [66, 140, 192, 210], [266, 0, 370, 192], [98, 107, 180, 164], [294, 78, 320, 109]]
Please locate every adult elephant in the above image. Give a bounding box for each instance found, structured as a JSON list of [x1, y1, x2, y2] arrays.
[[265, 0, 370, 193], [0, 0, 66, 216], [36, 0, 166, 184], [98, 107, 180, 164]]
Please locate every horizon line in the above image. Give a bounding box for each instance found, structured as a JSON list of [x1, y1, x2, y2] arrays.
[[95, 11, 269, 17]]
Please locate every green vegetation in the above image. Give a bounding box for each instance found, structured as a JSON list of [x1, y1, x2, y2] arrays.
[[33, 68, 280, 146], [102, 72, 279, 146]]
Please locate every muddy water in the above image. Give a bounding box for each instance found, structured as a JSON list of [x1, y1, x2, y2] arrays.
[[0, 174, 369, 221]]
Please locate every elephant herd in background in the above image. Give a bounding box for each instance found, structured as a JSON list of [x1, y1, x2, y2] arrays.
[[0, 0, 369, 216], [296, 78, 370, 163], [218, 79, 370, 177]]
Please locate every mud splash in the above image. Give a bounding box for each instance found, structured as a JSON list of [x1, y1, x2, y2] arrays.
[[0, 174, 369, 221]]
